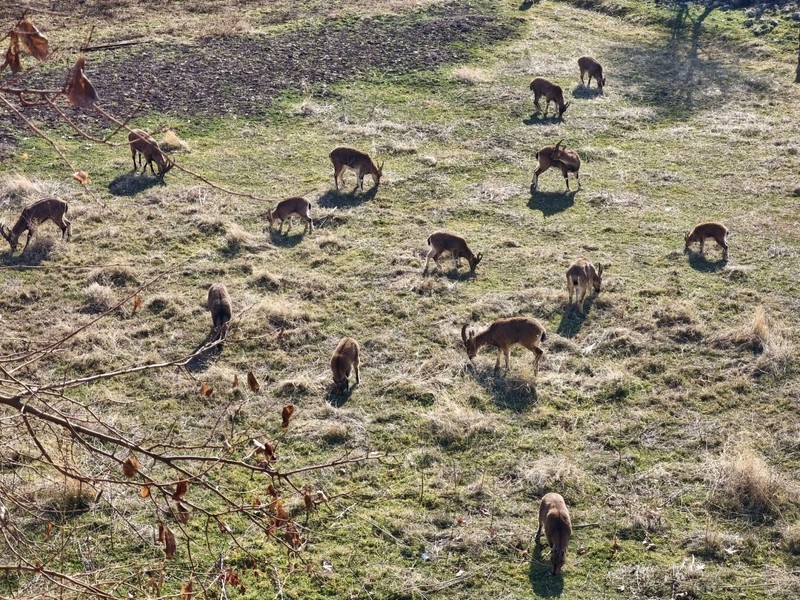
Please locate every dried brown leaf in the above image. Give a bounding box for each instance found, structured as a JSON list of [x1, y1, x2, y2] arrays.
[[198, 382, 211, 397], [247, 371, 260, 393], [281, 404, 295, 429], [270, 497, 290, 523], [163, 525, 177, 559], [232, 373, 239, 388], [173, 479, 188, 500], [180, 578, 193, 600], [44, 521, 52, 541], [72, 171, 91, 185], [15, 19, 48, 60], [66, 56, 98, 108], [122, 455, 140, 478], [158, 521, 165, 543], [4, 35, 22, 73], [304, 493, 315, 513], [132, 294, 142, 314], [140, 485, 150, 498], [267, 484, 279, 498]]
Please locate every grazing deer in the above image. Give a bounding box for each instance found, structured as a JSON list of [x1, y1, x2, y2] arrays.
[[684, 222, 728, 261], [267, 197, 313, 236], [128, 129, 173, 179], [207, 283, 232, 348], [529, 77, 570, 118], [461, 317, 546, 375], [330, 147, 383, 192], [423, 232, 483, 275], [532, 139, 581, 192], [578, 56, 606, 93], [535, 492, 573, 575], [331, 337, 360, 392], [0, 197, 71, 254], [566, 258, 604, 314]]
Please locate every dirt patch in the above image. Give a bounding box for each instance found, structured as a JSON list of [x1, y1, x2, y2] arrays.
[[82, 2, 518, 118]]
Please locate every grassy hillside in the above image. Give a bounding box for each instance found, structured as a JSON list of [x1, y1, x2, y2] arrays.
[[1, 0, 799, 598]]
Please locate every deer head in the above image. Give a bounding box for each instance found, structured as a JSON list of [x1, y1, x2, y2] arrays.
[[461, 324, 476, 360], [469, 252, 483, 272], [0, 223, 17, 251], [558, 101, 570, 118]]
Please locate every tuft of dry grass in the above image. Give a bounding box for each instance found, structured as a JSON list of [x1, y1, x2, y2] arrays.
[[783, 524, 800, 555], [451, 66, 492, 85], [521, 455, 588, 501], [0, 175, 70, 207], [713, 307, 795, 376], [84, 283, 116, 313], [160, 130, 189, 152], [706, 442, 794, 521], [225, 222, 263, 252]]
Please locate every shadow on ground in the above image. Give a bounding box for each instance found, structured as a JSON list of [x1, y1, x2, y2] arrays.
[[528, 190, 576, 217], [570, 85, 603, 100], [687, 251, 727, 272], [523, 113, 564, 126], [109, 172, 163, 196], [472, 366, 539, 412], [606, 3, 772, 120], [317, 187, 378, 208], [529, 547, 563, 597], [326, 385, 355, 408], [186, 334, 222, 372], [556, 301, 595, 338]]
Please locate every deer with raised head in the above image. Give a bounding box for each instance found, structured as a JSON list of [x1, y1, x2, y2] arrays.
[[684, 222, 728, 261], [578, 56, 606, 93], [529, 77, 570, 118], [1, 197, 71, 254], [566, 258, 604, 314], [461, 317, 546, 375], [128, 128, 173, 179], [331, 337, 360, 392], [423, 232, 482, 275], [532, 139, 581, 192], [535, 492, 573, 575], [330, 147, 383, 192], [267, 197, 313, 236], [207, 283, 232, 348]]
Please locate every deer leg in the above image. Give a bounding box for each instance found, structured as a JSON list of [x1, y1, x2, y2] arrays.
[[354, 361, 360, 385], [533, 93, 541, 113], [453, 253, 460, 271], [532, 165, 547, 191], [721, 237, 729, 260], [561, 166, 570, 191], [494, 349, 502, 373], [285, 216, 293, 235], [22, 231, 32, 253], [575, 169, 581, 190], [357, 174, 364, 192], [578, 285, 587, 314], [567, 279, 575, 306], [544, 99, 552, 117], [131, 148, 138, 171], [423, 248, 434, 274], [699, 239, 705, 255], [503, 348, 511, 371]]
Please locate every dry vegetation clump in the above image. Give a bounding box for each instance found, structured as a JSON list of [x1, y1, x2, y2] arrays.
[[87, 265, 139, 287], [0, 175, 69, 206], [226, 222, 263, 252], [713, 306, 795, 376], [520, 455, 589, 502], [706, 442, 795, 521], [451, 66, 492, 84], [250, 269, 282, 290], [292, 98, 334, 117], [84, 282, 116, 313], [581, 327, 648, 356], [273, 375, 321, 398], [783, 524, 800, 555], [159, 129, 189, 152], [426, 400, 499, 449], [684, 528, 744, 560]]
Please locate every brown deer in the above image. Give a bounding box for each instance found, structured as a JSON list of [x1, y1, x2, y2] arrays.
[[578, 56, 606, 93], [529, 77, 570, 118], [330, 147, 383, 192], [535, 492, 573, 575], [423, 232, 483, 275], [0, 197, 71, 254], [684, 222, 728, 261], [128, 129, 173, 179], [207, 283, 232, 348], [532, 139, 581, 192], [461, 317, 546, 375], [267, 197, 313, 236], [566, 258, 604, 314], [331, 337, 360, 392]]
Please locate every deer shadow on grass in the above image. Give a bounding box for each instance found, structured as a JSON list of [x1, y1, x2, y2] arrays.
[[317, 186, 378, 209], [571, 85, 602, 100], [518, 0, 539, 11], [523, 112, 564, 126], [186, 334, 223, 373], [326, 384, 355, 408], [424, 267, 478, 282], [556, 300, 595, 338], [108, 172, 163, 196], [528, 190, 576, 217], [1, 237, 61, 267], [470, 365, 539, 412], [529, 550, 564, 597], [267, 227, 307, 248], [687, 251, 727, 273]]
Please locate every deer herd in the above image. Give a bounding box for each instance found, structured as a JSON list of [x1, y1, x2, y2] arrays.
[[2, 52, 735, 578]]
